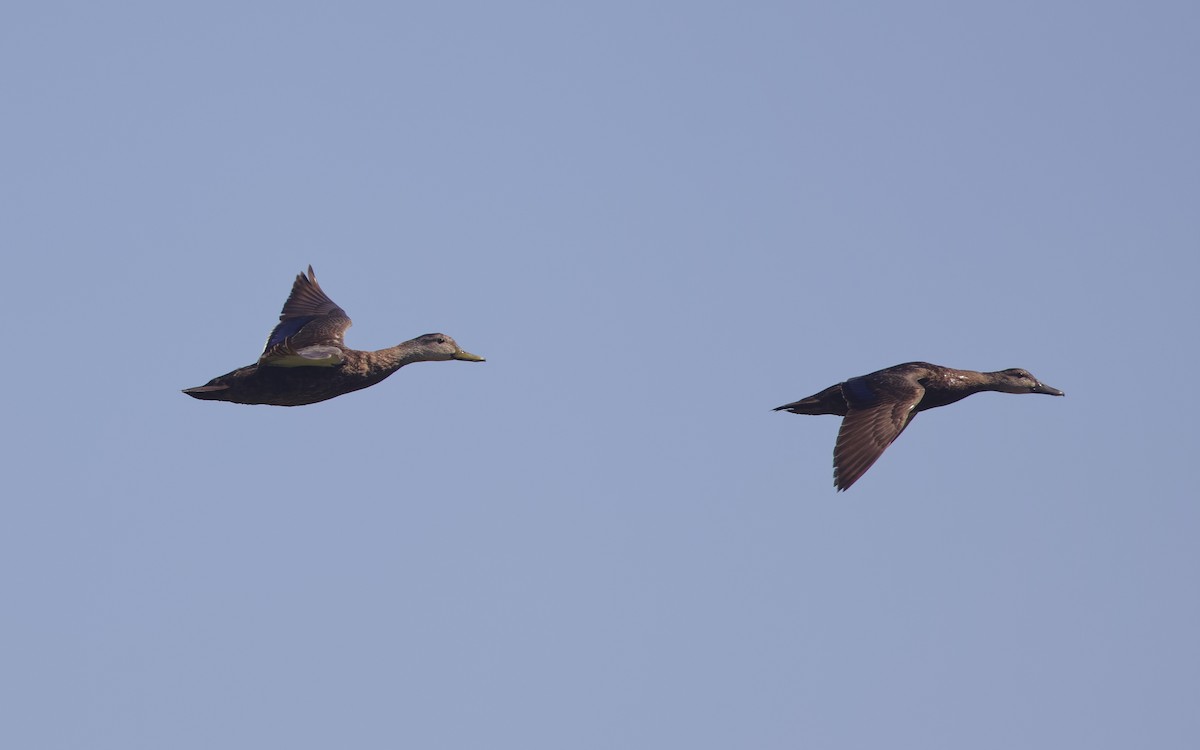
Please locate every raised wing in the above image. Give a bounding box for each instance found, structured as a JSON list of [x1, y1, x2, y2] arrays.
[[260, 266, 353, 367]]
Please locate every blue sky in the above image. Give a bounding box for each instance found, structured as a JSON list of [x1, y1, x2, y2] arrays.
[[3, 2, 1198, 748]]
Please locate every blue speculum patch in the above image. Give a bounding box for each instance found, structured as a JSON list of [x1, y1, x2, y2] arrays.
[[843, 377, 877, 406], [265, 316, 317, 349]]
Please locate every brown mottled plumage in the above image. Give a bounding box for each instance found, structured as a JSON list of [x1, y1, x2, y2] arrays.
[[184, 266, 484, 406], [774, 362, 1064, 491]]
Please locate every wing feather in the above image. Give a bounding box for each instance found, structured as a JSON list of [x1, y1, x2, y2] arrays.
[[260, 266, 353, 366], [832, 375, 924, 490]]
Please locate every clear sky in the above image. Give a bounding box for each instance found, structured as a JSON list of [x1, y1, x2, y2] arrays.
[[3, 2, 1198, 748]]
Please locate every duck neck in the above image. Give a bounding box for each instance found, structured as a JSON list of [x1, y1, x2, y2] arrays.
[[946, 369, 993, 394], [366, 341, 426, 372], [918, 369, 991, 410]]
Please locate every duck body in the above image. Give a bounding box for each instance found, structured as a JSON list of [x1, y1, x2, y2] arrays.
[[774, 362, 1064, 491], [184, 360, 374, 407], [185, 340, 480, 406], [184, 267, 484, 407]]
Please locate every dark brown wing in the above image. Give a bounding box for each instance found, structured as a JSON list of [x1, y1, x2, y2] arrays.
[[260, 266, 353, 365], [832, 375, 924, 491]]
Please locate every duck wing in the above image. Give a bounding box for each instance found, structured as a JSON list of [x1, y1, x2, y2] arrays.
[[832, 373, 924, 490], [259, 266, 353, 367]]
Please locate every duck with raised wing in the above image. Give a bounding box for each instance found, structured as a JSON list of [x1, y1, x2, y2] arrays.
[[184, 266, 484, 406], [774, 362, 1063, 491]]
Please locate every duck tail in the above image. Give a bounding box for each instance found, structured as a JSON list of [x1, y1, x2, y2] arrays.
[[182, 384, 230, 400], [772, 384, 848, 416]]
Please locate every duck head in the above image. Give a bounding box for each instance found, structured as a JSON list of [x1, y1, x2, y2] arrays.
[[412, 333, 486, 362], [993, 368, 1064, 396]]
